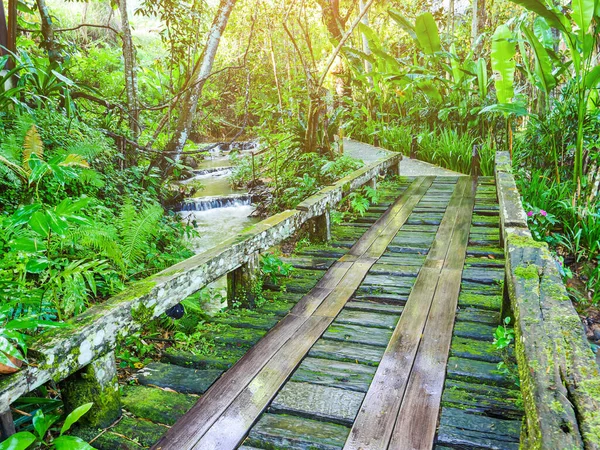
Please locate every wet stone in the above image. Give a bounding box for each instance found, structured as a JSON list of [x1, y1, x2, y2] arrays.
[[280, 256, 337, 270], [362, 274, 415, 289], [466, 246, 504, 258], [212, 327, 267, 348], [442, 380, 522, 419], [308, 340, 385, 366], [456, 308, 501, 325], [335, 310, 398, 329], [345, 300, 404, 315], [453, 321, 496, 341], [74, 429, 142, 450], [247, 413, 350, 450], [462, 268, 504, 285], [446, 357, 515, 388], [121, 385, 197, 425], [291, 357, 377, 392], [270, 381, 364, 426], [368, 263, 421, 277], [111, 416, 169, 448], [135, 362, 222, 395], [324, 322, 393, 347], [450, 337, 502, 363], [464, 256, 504, 268], [378, 254, 426, 266], [162, 348, 239, 370], [437, 408, 521, 449], [212, 314, 280, 331]]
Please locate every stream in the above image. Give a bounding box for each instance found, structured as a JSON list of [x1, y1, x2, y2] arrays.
[[178, 143, 259, 254]]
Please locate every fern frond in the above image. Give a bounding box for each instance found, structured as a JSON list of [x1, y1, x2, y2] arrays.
[[22, 125, 44, 171], [70, 226, 125, 271], [59, 154, 90, 168], [119, 202, 163, 267], [0, 154, 27, 183]]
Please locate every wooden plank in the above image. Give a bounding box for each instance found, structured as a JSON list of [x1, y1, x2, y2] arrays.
[[388, 269, 463, 449], [153, 177, 432, 450], [343, 177, 473, 450], [190, 317, 331, 449], [343, 267, 441, 449]]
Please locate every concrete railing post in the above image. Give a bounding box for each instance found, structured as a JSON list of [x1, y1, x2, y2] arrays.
[[227, 253, 261, 308], [306, 209, 331, 243], [0, 409, 15, 441], [59, 351, 121, 428], [410, 136, 417, 159], [471, 144, 481, 177]]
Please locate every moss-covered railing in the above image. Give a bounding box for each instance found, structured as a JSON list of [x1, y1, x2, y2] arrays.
[[0, 152, 401, 439], [495, 151, 600, 449]]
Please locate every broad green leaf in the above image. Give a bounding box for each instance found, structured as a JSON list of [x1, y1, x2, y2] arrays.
[[480, 102, 529, 116], [29, 211, 50, 238], [51, 70, 75, 87], [10, 236, 47, 253], [521, 25, 556, 93], [60, 403, 94, 435], [0, 336, 24, 361], [450, 44, 463, 84], [572, 0, 594, 37], [533, 17, 554, 48], [26, 257, 49, 274], [585, 65, 600, 88], [388, 8, 417, 41], [9, 204, 41, 228], [507, 0, 571, 33], [58, 154, 89, 168], [53, 435, 95, 450], [491, 25, 516, 104], [415, 13, 441, 55], [358, 23, 380, 50], [0, 431, 37, 450], [45, 210, 69, 237]]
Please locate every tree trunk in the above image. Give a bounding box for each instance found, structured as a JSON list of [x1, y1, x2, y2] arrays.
[[36, 0, 62, 66], [0, 1, 7, 56], [359, 0, 372, 77], [165, 0, 237, 164], [118, 0, 140, 140], [316, 0, 344, 43], [471, 0, 486, 51], [448, 0, 455, 37]]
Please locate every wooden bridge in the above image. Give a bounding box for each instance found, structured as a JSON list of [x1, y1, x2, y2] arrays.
[[1, 147, 599, 450]]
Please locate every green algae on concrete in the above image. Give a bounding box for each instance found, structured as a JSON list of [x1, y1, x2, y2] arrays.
[[59, 352, 121, 428], [121, 385, 197, 426]]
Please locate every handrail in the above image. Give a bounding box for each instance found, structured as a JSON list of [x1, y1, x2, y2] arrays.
[[495, 151, 600, 449], [0, 152, 401, 408]]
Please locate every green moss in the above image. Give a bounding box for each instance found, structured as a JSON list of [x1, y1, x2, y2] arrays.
[[550, 400, 565, 413], [121, 385, 196, 426], [131, 302, 156, 324], [60, 363, 121, 428], [509, 234, 547, 249], [515, 265, 539, 280]]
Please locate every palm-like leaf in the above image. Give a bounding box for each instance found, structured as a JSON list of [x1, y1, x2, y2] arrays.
[[22, 125, 44, 173], [491, 25, 516, 104], [119, 203, 163, 267]]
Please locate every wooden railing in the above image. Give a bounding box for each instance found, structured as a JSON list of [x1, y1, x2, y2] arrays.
[[0, 152, 401, 438], [495, 151, 600, 450]]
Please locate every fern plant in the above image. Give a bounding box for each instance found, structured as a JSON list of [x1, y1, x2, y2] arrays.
[[119, 202, 164, 269]]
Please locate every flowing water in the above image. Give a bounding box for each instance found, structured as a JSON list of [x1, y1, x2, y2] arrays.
[[178, 143, 259, 254]]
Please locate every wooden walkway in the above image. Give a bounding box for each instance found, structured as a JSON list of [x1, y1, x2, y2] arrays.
[[102, 176, 522, 450]]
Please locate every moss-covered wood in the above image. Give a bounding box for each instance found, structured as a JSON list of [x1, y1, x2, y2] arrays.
[[497, 151, 600, 450]]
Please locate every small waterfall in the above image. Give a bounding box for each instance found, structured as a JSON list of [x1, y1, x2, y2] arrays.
[[192, 167, 233, 177], [179, 194, 253, 212]]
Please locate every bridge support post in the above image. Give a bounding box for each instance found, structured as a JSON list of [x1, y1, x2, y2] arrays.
[[387, 161, 400, 177], [367, 178, 377, 190], [0, 409, 15, 441], [307, 209, 331, 243], [59, 351, 121, 428], [228, 253, 260, 308]]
